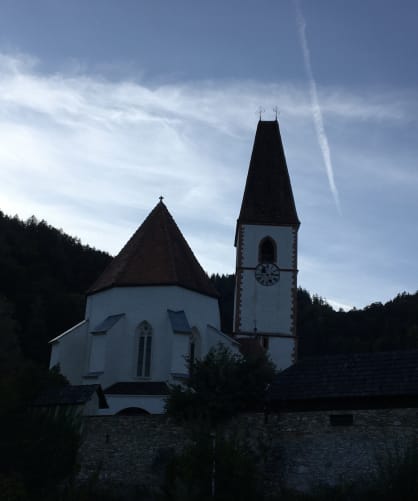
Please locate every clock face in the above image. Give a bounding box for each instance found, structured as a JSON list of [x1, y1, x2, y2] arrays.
[[255, 263, 280, 286]]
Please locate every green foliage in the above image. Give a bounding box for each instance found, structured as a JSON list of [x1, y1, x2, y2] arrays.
[[0, 474, 27, 501], [0, 211, 111, 365], [0, 296, 21, 368], [370, 444, 418, 501], [1, 209, 418, 366], [297, 288, 418, 358], [210, 274, 235, 333], [162, 431, 262, 501], [211, 276, 418, 358], [0, 363, 81, 500], [267, 445, 418, 501], [165, 345, 276, 426]]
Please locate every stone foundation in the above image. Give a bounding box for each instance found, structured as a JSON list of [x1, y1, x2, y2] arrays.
[[78, 408, 418, 492]]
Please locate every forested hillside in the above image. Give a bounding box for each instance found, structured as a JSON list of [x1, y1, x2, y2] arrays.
[[0, 212, 111, 365], [210, 279, 418, 358], [1, 211, 417, 367]]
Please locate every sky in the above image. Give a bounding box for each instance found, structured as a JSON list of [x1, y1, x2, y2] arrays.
[[0, 0, 417, 311]]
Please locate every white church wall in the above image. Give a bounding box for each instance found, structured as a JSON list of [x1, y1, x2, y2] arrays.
[[205, 325, 240, 354], [81, 285, 220, 388], [50, 342, 60, 369], [239, 224, 295, 270], [236, 224, 296, 335], [88, 333, 107, 373], [82, 392, 100, 416], [85, 285, 219, 337], [91, 316, 126, 390], [239, 270, 293, 334], [171, 333, 190, 376], [99, 394, 166, 415], [268, 337, 295, 371], [49, 320, 89, 384]]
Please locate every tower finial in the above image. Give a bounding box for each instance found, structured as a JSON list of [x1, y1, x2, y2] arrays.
[[273, 106, 279, 120], [256, 106, 265, 121], [159, 195, 164, 203]]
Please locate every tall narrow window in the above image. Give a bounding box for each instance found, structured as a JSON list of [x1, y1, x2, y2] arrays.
[[189, 328, 201, 374], [259, 237, 276, 263], [189, 339, 195, 368], [137, 321, 153, 377]]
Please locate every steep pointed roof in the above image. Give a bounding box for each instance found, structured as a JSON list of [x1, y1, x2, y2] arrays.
[[88, 201, 218, 298], [237, 120, 299, 227]]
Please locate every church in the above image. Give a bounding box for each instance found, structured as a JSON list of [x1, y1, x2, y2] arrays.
[[49, 119, 300, 415]]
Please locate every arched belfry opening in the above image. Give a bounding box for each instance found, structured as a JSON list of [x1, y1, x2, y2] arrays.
[[259, 237, 277, 263]]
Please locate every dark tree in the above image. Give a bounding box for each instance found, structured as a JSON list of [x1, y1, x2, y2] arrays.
[[0, 211, 111, 365], [210, 273, 235, 334], [165, 345, 275, 426]]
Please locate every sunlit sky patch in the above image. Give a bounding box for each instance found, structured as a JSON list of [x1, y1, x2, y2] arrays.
[[0, 0, 417, 310]]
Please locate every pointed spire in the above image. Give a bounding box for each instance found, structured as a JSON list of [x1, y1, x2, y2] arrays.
[[238, 120, 299, 226], [88, 201, 218, 298]]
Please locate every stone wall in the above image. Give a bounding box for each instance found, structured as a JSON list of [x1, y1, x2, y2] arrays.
[[78, 415, 188, 488], [78, 408, 418, 492], [266, 408, 418, 491]]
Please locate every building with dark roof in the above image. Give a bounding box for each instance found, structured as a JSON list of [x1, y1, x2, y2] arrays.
[[49, 119, 299, 414], [261, 350, 418, 491], [50, 200, 239, 415], [234, 120, 299, 370], [267, 349, 418, 411], [33, 384, 108, 415], [88, 201, 218, 298], [47, 120, 418, 491]]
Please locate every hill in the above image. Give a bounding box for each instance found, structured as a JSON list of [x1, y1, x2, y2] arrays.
[[211, 277, 418, 358], [0, 212, 111, 365]]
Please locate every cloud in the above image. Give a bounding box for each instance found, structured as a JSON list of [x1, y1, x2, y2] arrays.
[[294, 0, 341, 213], [0, 51, 417, 309]]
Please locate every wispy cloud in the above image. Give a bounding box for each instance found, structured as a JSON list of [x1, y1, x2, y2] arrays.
[[294, 0, 341, 213], [0, 51, 417, 308]]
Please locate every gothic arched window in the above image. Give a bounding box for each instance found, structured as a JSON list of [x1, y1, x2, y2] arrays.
[[259, 237, 277, 263], [136, 321, 153, 378]]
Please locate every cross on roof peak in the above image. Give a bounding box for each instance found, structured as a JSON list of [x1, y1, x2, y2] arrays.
[[256, 106, 265, 120], [273, 106, 279, 120]]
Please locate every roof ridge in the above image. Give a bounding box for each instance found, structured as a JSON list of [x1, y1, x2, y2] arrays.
[[87, 201, 219, 298], [160, 202, 179, 283], [237, 119, 299, 227]]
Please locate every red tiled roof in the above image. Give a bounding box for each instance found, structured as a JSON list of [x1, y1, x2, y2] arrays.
[[238, 120, 299, 227], [88, 201, 218, 298]]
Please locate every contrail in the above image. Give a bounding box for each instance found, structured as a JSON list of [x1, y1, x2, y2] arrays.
[[294, 0, 341, 213]]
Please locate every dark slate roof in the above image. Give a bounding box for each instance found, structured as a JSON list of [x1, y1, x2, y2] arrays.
[[238, 120, 299, 227], [168, 309, 192, 334], [33, 384, 108, 408], [268, 350, 418, 403], [88, 201, 218, 298], [105, 382, 169, 396], [91, 314, 124, 333]]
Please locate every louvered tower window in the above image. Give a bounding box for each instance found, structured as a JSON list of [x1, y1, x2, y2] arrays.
[[137, 321, 153, 377], [259, 237, 277, 263]]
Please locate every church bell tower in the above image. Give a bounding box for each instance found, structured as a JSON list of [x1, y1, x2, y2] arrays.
[[234, 120, 300, 370]]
